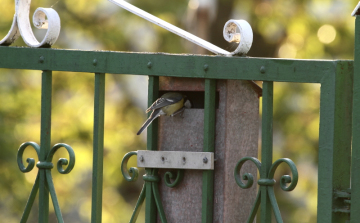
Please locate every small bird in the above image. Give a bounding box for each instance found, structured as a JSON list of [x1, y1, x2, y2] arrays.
[[137, 92, 188, 135]]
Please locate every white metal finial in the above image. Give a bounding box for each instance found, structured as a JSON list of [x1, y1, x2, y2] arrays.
[[223, 20, 253, 55], [0, 0, 61, 47]]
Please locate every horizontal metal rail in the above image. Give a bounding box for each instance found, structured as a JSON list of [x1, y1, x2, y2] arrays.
[[0, 46, 347, 83]]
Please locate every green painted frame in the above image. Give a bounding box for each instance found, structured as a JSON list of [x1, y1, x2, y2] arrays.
[[0, 38, 354, 223], [350, 15, 360, 223]]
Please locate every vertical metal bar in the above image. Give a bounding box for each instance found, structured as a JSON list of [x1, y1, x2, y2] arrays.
[[91, 73, 105, 223], [46, 170, 64, 223], [351, 15, 360, 223], [39, 70, 52, 223], [332, 61, 352, 222], [260, 81, 273, 223], [318, 62, 353, 222], [145, 75, 159, 223], [130, 184, 146, 223], [202, 79, 216, 223], [318, 74, 336, 222], [20, 174, 40, 223]]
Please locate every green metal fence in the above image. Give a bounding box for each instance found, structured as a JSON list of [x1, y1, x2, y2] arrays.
[[1, 10, 360, 223]]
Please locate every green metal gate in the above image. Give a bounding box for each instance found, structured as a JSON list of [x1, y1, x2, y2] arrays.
[[1, 1, 360, 223]]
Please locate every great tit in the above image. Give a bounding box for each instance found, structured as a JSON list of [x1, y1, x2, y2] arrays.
[[137, 92, 188, 135]]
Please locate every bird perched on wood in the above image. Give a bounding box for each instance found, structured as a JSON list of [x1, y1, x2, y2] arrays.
[[137, 92, 189, 135]]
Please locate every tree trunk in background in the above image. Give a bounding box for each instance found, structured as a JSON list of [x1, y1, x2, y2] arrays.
[[209, 0, 236, 50]]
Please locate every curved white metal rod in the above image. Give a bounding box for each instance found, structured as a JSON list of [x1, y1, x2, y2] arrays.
[[0, 0, 60, 47], [108, 0, 253, 56], [0, 14, 21, 46]]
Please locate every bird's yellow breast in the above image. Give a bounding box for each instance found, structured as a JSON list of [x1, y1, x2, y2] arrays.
[[162, 98, 184, 116]]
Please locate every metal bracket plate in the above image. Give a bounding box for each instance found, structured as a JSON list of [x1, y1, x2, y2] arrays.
[[137, 151, 214, 170], [333, 189, 351, 214]]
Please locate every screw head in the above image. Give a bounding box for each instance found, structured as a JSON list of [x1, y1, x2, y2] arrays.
[[260, 66, 266, 73], [139, 156, 144, 162], [93, 59, 98, 66], [203, 157, 208, 164], [161, 156, 165, 162], [203, 64, 209, 71], [39, 56, 44, 63], [147, 62, 152, 69]]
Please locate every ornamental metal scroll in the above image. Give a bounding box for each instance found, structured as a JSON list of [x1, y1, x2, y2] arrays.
[[234, 157, 298, 223], [121, 151, 184, 223], [17, 141, 75, 223], [0, 0, 60, 47], [108, 0, 253, 56]]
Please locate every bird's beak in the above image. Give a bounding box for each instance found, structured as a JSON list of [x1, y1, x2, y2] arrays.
[[184, 99, 192, 108]]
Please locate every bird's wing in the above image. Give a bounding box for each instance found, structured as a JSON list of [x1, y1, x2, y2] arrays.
[[137, 109, 165, 135], [146, 96, 182, 113]]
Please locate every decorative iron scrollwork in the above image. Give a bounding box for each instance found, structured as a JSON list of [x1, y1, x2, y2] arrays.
[[164, 169, 184, 188], [234, 156, 298, 223], [0, 0, 60, 47], [234, 156, 262, 189], [121, 151, 139, 182], [17, 141, 75, 223], [223, 19, 253, 56], [121, 151, 186, 223], [17, 141, 40, 173]]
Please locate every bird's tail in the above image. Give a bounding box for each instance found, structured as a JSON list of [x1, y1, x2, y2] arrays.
[[137, 110, 162, 135]]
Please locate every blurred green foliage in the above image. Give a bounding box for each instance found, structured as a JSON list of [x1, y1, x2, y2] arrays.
[[0, 0, 357, 222]]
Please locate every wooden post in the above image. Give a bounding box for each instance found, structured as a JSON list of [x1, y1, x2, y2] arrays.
[[156, 77, 260, 222]]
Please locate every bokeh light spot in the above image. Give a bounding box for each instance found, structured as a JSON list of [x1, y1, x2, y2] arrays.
[[288, 33, 304, 49], [188, 0, 199, 10], [317, 24, 336, 44], [255, 2, 273, 17], [278, 43, 297, 58]]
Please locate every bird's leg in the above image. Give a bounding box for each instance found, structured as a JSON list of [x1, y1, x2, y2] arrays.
[[180, 107, 185, 118], [171, 107, 185, 117]]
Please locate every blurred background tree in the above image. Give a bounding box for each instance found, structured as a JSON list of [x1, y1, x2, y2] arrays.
[[0, 0, 357, 222]]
